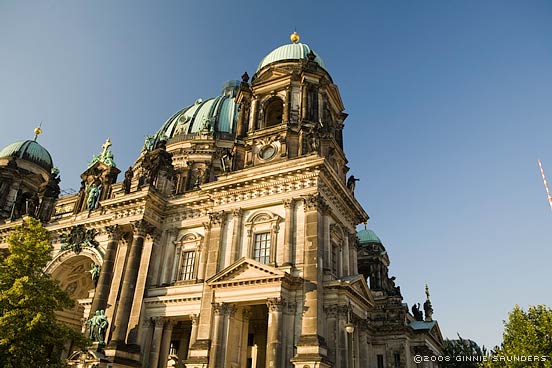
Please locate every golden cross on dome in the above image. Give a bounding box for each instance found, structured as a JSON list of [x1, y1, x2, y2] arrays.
[[290, 31, 300, 44]]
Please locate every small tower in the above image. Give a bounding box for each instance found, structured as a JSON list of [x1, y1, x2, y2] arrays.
[[231, 32, 349, 182], [0, 126, 60, 222], [74, 138, 120, 213]]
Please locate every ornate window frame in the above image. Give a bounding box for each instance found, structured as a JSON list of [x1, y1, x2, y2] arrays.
[[174, 232, 203, 283], [245, 211, 282, 266]]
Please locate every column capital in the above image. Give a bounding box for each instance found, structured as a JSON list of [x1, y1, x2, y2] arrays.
[[131, 219, 155, 237], [232, 208, 243, 217], [267, 298, 286, 312], [152, 316, 165, 328], [212, 302, 227, 316], [243, 307, 252, 321], [282, 198, 295, 209], [301, 194, 327, 212], [209, 211, 226, 226], [105, 224, 122, 240], [324, 305, 338, 318], [191, 314, 199, 326]]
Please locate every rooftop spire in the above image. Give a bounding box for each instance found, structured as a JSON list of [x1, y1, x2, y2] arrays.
[[290, 31, 300, 44]]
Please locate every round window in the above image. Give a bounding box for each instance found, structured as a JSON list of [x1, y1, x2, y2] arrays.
[[259, 145, 276, 160]]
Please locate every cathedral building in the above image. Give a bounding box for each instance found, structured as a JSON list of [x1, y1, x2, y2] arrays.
[[0, 33, 443, 368]]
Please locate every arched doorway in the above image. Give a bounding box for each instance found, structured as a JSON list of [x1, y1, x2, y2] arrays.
[[49, 254, 97, 331]]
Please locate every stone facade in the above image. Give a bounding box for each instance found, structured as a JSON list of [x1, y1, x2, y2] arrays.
[[0, 35, 444, 367]]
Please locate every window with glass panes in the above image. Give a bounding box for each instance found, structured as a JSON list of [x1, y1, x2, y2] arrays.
[[253, 232, 271, 264], [179, 251, 195, 280]]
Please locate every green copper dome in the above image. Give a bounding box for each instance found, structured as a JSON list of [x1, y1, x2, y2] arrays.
[[257, 43, 326, 72], [154, 81, 239, 143], [357, 229, 382, 244], [0, 140, 53, 171]]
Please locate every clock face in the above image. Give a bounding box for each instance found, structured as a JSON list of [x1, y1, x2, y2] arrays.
[[259, 145, 276, 160]]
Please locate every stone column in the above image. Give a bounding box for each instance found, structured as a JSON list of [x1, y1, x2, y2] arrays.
[[189, 314, 199, 351], [178, 326, 191, 367], [160, 229, 178, 285], [358, 322, 369, 367], [325, 306, 338, 364], [342, 233, 350, 276], [188, 213, 226, 365], [239, 308, 251, 367], [349, 233, 358, 275], [301, 83, 307, 120], [266, 298, 285, 368], [159, 319, 174, 368], [248, 99, 258, 132], [209, 303, 227, 368], [230, 208, 243, 263], [149, 317, 165, 368], [109, 219, 153, 346], [89, 225, 122, 316], [282, 199, 294, 266], [292, 194, 329, 367], [284, 87, 291, 124], [196, 222, 210, 282]]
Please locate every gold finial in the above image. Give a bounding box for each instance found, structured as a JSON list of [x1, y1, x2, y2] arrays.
[[33, 123, 43, 141], [290, 31, 300, 44]]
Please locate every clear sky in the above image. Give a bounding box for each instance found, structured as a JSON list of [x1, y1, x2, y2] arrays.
[[2, 0, 552, 349]]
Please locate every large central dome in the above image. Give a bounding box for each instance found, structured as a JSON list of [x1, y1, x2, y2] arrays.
[[155, 81, 240, 143]]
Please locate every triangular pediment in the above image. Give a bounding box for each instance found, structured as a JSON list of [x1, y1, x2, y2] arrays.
[[253, 68, 290, 85], [325, 274, 375, 305], [207, 257, 287, 286]]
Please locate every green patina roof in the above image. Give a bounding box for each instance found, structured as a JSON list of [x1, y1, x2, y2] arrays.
[[357, 229, 382, 244], [257, 43, 326, 72], [154, 82, 239, 144], [0, 140, 53, 171], [409, 320, 437, 331]]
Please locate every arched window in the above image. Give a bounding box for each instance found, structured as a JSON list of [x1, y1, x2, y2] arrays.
[[264, 98, 283, 128]]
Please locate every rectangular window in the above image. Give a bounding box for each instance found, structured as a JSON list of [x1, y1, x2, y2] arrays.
[[377, 354, 384, 368], [179, 251, 195, 280], [331, 243, 338, 275], [394, 353, 401, 368], [254, 232, 271, 264]]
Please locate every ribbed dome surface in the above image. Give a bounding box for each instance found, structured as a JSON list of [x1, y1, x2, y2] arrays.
[[0, 140, 53, 171], [155, 82, 239, 142], [257, 43, 326, 72], [357, 229, 382, 244]]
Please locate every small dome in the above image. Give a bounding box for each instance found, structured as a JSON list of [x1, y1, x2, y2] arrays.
[[256, 43, 326, 73], [154, 82, 240, 143], [0, 140, 53, 171], [357, 229, 382, 244]]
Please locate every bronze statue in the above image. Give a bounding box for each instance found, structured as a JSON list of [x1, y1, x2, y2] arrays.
[[86, 184, 100, 210], [86, 309, 109, 345], [123, 166, 133, 194], [347, 175, 360, 194], [89, 264, 101, 285], [412, 303, 424, 321]]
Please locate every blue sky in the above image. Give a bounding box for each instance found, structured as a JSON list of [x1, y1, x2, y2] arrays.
[[2, 0, 552, 349]]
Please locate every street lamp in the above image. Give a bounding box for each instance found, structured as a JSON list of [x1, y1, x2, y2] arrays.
[[345, 303, 356, 367]]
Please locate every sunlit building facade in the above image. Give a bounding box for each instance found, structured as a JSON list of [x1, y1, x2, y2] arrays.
[[0, 33, 444, 368]]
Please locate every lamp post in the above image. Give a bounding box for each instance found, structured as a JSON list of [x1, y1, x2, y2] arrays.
[[345, 304, 356, 368]]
